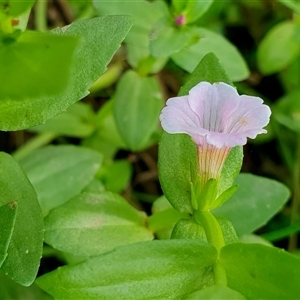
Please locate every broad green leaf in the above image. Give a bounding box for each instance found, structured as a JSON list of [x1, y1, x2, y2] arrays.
[[29, 102, 95, 138], [273, 89, 300, 134], [186, 285, 246, 299], [159, 133, 196, 213], [179, 52, 233, 95], [52, 15, 133, 89], [172, 0, 213, 24], [213, 173, 290, 236], [0, 152, 43, 286], [220, 243, 300, 299], [172, 27, 249, 82], [19, 145, 102, 212], [0, 272, 52, 300], [279, 58, 300, 93], [150, 17, 193, 57], [114, 70, 163, 151], [98, 159, 132, 193], [0, 0, 35, 18], [93, 0, 169, 71], [36, 240, 217, 299], [148, 196, 186, 239], [0, 16, 133, 131], [44, 191, 153, 256], [158, 53, 233, 213], [0, 31, 79, 130], [0, 201, 17, 267], [278, 0, 300, 13], [257, 21, 299, 75]]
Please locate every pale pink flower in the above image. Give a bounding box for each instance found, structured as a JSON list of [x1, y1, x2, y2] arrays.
[[160, 81, 271, 186]]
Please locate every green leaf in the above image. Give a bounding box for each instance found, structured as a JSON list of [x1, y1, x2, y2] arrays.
[[82, 99, 126, 160], [158, 133, 196, 213], [148, 196, 187, 238], [218, 146, 243, 195], [213, 173, 290, 236], [279, 58, 300, 93], [278, 0, 300, 13], [158, 53, 233, 214], [186, 285, 246, 299], [0, 152, 43, 286], [44, 191, 153, 256], [179, 52, 233, 94], [98, 159, 132, 193], [273, 89, 300, 134], [0, 272, 52, 300], [150, 17, 193, 57], [171, 218, 207, 240], [172, 0, 213, 24], [36, 240, 217, 299], [0, 201, 17, 268], [172, 27, 249, 82], [257, 21, 299, 75], [220, 243, 300, 299], [0, 0, 35, 18], [0, 16, 133, 131], [0, 31, 79, 130], [114, 70, 163, 151], [53, 15, 133, 89], [19, 145, 102, 212], [29, 102, 95, 138], [93, 0, 169, 71]]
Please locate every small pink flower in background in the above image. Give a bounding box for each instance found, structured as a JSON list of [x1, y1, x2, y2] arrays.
[[174, 15, 186, 27], [160, 81, 271, 186]]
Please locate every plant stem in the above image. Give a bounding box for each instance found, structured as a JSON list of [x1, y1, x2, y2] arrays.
[[288, 137, 300, 251], [35, 0, 47, 32], [194, 210, 227, 286], [13, 132, 57, 161]]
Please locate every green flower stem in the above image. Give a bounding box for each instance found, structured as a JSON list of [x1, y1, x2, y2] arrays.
[[35, 0, 47, 32], [194, 210, 227, 286]]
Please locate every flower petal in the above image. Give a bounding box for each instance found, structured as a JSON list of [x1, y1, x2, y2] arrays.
[[188, 82, 240, 133], [160, 95, 203, 135], [159, 81, 271, 149], [224, 95, 271, 134]]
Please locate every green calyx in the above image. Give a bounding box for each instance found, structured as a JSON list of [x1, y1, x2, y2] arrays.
[[191, 174, 238, 212]]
